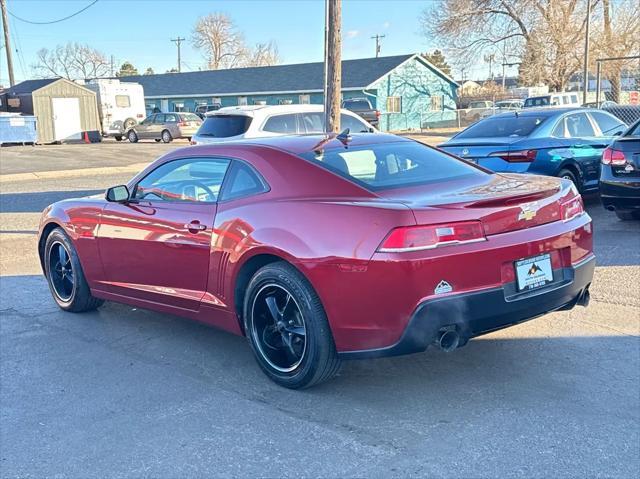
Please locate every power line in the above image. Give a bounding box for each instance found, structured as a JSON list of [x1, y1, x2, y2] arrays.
[[8, 0, 99, 25]]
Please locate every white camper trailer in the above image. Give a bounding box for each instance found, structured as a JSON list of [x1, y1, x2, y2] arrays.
[[85, 79, 145, 140]]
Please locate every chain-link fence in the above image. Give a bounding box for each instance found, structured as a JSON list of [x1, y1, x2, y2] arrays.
[[591, 55, 640, 126]]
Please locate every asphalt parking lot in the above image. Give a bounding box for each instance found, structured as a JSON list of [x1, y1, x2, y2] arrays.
[[1, 141, 639, 478]]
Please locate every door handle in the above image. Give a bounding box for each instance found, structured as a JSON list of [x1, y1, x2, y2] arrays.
[[185, 221, 207, 233]]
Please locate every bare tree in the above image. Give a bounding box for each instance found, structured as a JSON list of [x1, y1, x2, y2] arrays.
[[192, 13, 248, 69], [32, 43, 110, 79], [420, 0, 601, 91], [592, 0, 640, 101], [246, 41, 280, 67], [192, 13, 280, 69]]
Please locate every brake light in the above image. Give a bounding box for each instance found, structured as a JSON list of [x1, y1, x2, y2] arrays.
[[378, 221, 486, 252], [177, 121, 187, 126], [489, 149, 537, 163], [601, 147, 626, 165], [561, 195, 585, 222], [375, 110, 381, 118]]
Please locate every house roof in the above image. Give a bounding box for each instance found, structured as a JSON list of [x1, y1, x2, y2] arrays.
[[122, 54, 453, 98], [5, 78, 60, 95]]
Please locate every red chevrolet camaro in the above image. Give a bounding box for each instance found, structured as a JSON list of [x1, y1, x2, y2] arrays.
[[38, 133, 595, 388]]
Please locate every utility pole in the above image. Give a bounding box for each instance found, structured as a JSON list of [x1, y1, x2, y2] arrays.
[[371, 34, 385, 58], [110, 55, 115, 77], [1, 0, 15, 86], [582, 0, 591, 104], [325, 0, 341, 133], [171, 36, 185, 73]]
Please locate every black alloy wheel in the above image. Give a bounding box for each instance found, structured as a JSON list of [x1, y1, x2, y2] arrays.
[[251, 283, 307, 373]]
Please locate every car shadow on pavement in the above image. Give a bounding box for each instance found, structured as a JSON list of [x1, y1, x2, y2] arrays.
[[0, 190, 103, 213]]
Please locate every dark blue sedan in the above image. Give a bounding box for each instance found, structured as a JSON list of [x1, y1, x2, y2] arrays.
[[439, 108, 626, 192]]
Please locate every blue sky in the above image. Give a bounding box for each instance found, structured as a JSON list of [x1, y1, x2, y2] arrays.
[[0, 0, 496, 85]]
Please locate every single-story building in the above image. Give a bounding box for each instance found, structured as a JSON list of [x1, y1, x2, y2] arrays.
[[1, 78, 101, 143], [125, 53, 458, 131]]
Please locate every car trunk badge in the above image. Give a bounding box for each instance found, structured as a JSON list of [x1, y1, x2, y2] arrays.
[[434, 280, 453, 294], [518, 203, 538, 221]]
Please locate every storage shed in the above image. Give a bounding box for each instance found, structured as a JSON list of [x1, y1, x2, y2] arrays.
[[2, 78, 101, 143]]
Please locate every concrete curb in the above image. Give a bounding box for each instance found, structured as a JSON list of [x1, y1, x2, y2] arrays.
[[0, 163, 149, 184]]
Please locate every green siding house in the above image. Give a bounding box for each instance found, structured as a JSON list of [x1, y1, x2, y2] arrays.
[[126, 54, 458, 132]]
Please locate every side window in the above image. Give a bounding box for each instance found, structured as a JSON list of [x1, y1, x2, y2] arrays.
[[552, 119, 566, 137], [115, 95, 130, 108], [590, 112, 625, 136], [564, 113, 595, 138], [154, 114, 166, 124], [340, 113, 369, 133], [165, 114, 178, 123], [220, 161, 268, 201], [300, 113, 324, 133], [262, 114, 299, 134], [141, 115, 155, 125], [134, 158, 230, 202], [562, 96, 570, 105]]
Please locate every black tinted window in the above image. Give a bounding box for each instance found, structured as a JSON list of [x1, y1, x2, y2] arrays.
[[154, 114, 166, 124], [299, 141, 486, 190], [197, 115, 252, 138], [263, 114, 298, 133], [341, 114, 369, 133], [220, 162, 268, 201], [564, 113, 595, 137], [455, 116, 547, 138], [590, 111, 625, 135], [343, 100, 371, 111], [524, 97, 550, 107]]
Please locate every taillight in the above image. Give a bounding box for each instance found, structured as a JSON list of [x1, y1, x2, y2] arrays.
[[375, 110, 381, 118], [561, 195, 585, 222], [378, 221, 486, 252], [178, 121, 187, 127], [602, 147, 626, 165], [190, 139, 197, 145], [489, 149, 537, 163]]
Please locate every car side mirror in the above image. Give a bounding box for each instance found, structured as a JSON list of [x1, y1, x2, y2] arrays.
[[368, 127, 375, 133], [105, 185, 130, 203], [613, 130, 623, 136]]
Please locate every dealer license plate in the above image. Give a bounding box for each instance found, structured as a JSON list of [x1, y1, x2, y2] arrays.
[[515, 253, 554, 292]]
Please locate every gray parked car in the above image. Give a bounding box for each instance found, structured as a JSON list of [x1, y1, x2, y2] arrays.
[[126, 113, 202, 143]]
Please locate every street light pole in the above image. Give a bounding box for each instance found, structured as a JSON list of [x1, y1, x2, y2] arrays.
[[1, 0, 15, 86], [582, 0, 591, 104], [325, 0, 341, 133]]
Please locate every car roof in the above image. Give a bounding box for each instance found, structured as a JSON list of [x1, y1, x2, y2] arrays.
[[190, 132, 409, 154], [488, 107, 592, 119], [210, 104, 328, 117]]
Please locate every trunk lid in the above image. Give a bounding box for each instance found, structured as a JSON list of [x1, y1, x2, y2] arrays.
[[380, 173, 571, 236], [439, 137, 525, 171]]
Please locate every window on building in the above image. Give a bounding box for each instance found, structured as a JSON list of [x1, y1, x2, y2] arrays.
[[430, 95, 443, 111], [279, 99, 293, 105], [386, 96, 401, 113], [238, 96, 248, 106], [299, 94, 310, 104], [212, 97, 221, 105], [253, 100, 267, 105], [115, 95, 131, 108], [173, 102, 185, 112]]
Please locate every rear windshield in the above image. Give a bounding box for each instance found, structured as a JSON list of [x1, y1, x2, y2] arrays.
[[625, 121, 640, 138], [197, 115, 252, 138], [181, 113, 202, 122], [455, 115, 547, 138], [299, 141, 486, 190], [343, 99, 371, 111], [524, 96, 550, 107]]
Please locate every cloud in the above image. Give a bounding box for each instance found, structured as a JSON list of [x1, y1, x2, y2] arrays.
[[382, 21, 390, 29], [346, 30, 360, 39]]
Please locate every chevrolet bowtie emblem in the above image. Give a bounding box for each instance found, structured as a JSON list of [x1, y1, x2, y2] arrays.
[[518, 204, 538, 221]]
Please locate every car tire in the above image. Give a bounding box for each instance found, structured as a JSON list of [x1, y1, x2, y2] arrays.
[[244, 262, 341, 389], [558, 169, 581, 192], [114, 135, 122, 142], [44, 227, 104, 312], [127, 130, 138, 143], [123, 118, 136, 130], [161, 130, 172, 143], [154, 138, 161, 142], [615, 210, 639, 221]]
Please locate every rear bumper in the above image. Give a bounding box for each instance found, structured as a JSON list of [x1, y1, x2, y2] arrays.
[[600, 175, 640, 211], [339, 255, 595, 359]]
